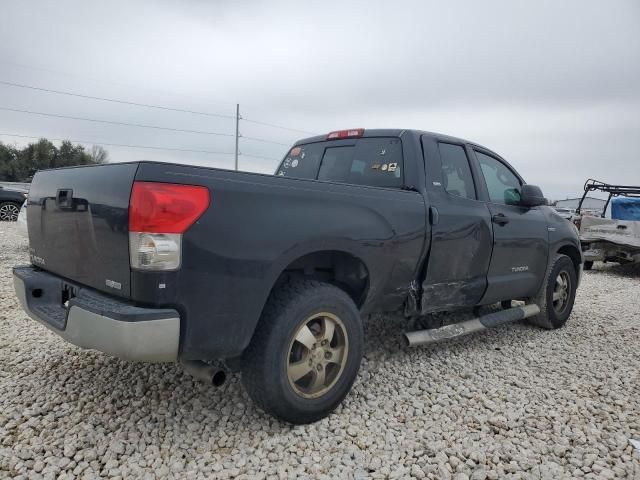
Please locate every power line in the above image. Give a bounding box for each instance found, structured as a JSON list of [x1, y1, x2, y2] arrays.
[[0, 80, 236, 119], [0, 64, 318, 138], [0, 132, 234, 156], [242, 117, 316, 135], [241, 135, 291, 147], [0, 63, 318, 134], [0, 59, 238, 110], [0, 88, 312, 143], [0, 107, 235, 137], [241, 153, 282, 162], [1, 59, 308, 123], [0, 132, 281, 160]]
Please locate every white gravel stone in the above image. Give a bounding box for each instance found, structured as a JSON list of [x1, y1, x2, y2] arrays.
[[0, 222, 639, 478]]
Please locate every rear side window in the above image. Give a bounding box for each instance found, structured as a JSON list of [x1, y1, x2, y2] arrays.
[[277, 138, 403, 189], [438, 143, 476, 200], [475, 150, 522, 205], [277, 144, 324, 179]]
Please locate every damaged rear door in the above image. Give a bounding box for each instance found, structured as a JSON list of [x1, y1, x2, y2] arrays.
[[419, 137, 493, 313]]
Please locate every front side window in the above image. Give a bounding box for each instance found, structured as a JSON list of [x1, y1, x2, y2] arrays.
[[438, 142, 476, 200], [475, 151, 522, 205]]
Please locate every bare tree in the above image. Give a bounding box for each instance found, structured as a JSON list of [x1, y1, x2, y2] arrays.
[[89, 145, 108, 164]]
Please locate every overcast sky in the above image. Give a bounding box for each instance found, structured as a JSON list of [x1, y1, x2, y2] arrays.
[[1, 0, 639, 199]]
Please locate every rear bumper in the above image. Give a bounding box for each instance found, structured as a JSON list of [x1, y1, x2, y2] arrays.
[[13, 266, 180, 362]]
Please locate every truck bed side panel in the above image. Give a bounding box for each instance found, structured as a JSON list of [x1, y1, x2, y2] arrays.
[[134, 162, 426, 360]]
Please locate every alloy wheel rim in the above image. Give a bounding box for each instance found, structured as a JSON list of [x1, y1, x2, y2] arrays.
[[287, 312, 349, 399], [0, 204, 19, 221], [552, 271, 571, 314]]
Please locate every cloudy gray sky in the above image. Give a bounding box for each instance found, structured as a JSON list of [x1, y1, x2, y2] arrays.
[[1, 0, 639, 199]]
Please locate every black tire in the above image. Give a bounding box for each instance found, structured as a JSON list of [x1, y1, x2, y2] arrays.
[[241, 279, 363, 424], [0, 201, 21, 221], [583, 261, 594, 271], [527, 254, 577, 329], [501, 300, 512, 310]]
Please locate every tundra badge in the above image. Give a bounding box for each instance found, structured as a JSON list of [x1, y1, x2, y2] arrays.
[[105, 279, 122, 290]]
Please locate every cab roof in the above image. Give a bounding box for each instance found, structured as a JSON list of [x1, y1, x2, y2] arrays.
[[293, 128, 476, 147]]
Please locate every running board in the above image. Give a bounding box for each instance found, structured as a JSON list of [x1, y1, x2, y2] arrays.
[[404, 304, 540, 347]]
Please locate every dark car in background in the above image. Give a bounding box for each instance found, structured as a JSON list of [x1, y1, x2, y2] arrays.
[[0, 185, 27, 221]]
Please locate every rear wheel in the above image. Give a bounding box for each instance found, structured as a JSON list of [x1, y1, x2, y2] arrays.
[[527, 254, 577, 329], [583, 261, 593, 271], [0, 202, 20, 221], [241, 279, 363, 424]]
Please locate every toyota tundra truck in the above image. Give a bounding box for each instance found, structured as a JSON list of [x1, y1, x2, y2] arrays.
[[13, 128, 582, 424]]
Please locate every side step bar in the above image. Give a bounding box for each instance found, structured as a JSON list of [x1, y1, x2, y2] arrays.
[[404, 304, 540, 347]]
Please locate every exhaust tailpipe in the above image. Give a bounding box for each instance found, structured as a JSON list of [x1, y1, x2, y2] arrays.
[[404, 304, 540, 347], [181, 360, 227, 387]]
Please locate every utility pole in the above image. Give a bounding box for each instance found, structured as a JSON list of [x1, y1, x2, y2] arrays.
[[234, 103, 240, 171]]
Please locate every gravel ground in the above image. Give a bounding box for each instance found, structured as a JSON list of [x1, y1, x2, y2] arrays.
[[1, 221, 639, 480]]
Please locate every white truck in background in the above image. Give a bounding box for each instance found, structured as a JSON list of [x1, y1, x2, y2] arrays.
[[574, 179, 640, 270]]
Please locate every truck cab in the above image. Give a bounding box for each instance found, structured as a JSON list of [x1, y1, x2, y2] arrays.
[[276, 129, 582, 316]]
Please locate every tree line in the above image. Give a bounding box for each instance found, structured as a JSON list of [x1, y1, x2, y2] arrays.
[[0, 138, 108, 182]]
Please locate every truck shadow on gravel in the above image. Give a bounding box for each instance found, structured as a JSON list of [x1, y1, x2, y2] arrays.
[[586, 262, 640, 278]]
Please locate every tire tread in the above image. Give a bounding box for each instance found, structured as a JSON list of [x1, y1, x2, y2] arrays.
[[527, 253, 575, 329], [241, 278, 362, 423]]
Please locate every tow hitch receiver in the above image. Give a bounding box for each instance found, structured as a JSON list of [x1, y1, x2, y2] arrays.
[[404, 304, 540, 347]]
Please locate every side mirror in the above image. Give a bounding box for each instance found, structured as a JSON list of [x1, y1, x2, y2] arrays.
[[520, 184, 547, 207]]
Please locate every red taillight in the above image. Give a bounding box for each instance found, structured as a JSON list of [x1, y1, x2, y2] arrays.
[[326, 128, 364, 140], [129, 182, 210, 234]]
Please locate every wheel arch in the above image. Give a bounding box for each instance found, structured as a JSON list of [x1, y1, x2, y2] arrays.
[[555, 242, 583, 288], [557, 243, 582, 275], [267, 249, 371, 309], [230, 243, 374, 360]]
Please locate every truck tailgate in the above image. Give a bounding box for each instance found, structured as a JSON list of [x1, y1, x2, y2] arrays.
[[27, 163, 138, 298]]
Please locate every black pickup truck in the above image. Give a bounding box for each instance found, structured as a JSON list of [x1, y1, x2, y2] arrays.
[[13, 128, 582, 423]]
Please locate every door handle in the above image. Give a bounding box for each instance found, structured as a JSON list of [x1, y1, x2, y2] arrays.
[[56, 189, 74, 209], [492, 213, 509, 226]]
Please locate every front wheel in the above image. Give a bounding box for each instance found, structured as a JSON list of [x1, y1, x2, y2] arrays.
[[241, 279, 363, 424], [583, 261, 594, 271], [527, 254, 577, 329]]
